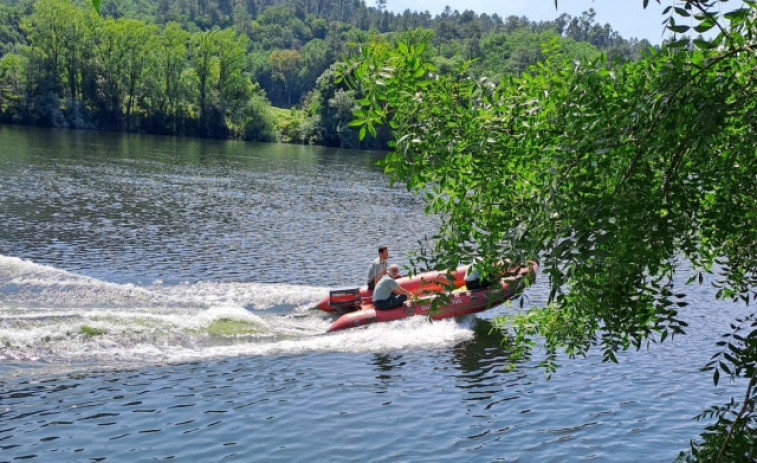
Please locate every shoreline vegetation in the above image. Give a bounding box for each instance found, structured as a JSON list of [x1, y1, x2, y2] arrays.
[[0, 0, 652, 150]]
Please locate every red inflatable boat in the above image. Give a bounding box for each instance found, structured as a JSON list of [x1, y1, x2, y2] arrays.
[[316, 266, 469, 313], [326, 262, 537, 332]]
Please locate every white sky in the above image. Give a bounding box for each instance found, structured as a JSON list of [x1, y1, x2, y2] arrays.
[[384, 1, 685, 44]]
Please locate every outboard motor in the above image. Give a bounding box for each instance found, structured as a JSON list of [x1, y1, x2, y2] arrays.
[[329, 287, 361, 314]]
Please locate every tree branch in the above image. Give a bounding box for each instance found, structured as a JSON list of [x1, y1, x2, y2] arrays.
[[716, 369, 757, 462]]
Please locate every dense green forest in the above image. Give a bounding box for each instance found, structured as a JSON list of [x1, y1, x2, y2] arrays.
[[0, 0, 653, 147]]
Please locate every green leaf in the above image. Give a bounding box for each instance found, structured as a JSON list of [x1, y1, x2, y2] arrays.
[[674, 7, 691, 17], [668, 25, 691, 34], [693, 39, 717, 50], [724, 8, 749, 22], [668, 38, 690, 49], [694, 22, 715, 33]]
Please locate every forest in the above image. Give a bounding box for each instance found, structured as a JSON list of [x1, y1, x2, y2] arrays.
[[0, 0, 653, 148]]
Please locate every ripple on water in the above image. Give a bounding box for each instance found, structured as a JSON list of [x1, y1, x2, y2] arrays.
[[0, 128, 747, 462]]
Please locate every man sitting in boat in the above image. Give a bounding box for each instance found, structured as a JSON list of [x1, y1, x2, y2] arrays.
[[366, 245, 389, 290], [372, 271, 414, 310], [388, 263, 402, 279]]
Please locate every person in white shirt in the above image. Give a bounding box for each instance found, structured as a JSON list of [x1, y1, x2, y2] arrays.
[[366, 245, 389, 290]]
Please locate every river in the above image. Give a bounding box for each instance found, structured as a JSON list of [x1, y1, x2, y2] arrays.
[[0, 125, 746, 462]]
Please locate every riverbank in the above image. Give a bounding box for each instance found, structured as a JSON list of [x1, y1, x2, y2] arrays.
[[0, 101, 389, 152]]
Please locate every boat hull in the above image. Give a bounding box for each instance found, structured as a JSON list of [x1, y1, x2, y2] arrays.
[[326, 262, 537, 332]]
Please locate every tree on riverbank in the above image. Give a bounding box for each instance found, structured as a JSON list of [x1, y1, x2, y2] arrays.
[[339, 1, 757, 460], [0, 0, 275, 140], [0, 0, 651, 146]]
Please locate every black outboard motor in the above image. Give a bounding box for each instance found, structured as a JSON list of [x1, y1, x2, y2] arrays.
[[329, 287, 361, 314]]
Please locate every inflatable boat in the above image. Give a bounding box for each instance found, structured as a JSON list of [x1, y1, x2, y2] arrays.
[[316, 266, 469, 313], [326, 262, 537, 332]]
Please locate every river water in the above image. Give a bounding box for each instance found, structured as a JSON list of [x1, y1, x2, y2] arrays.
[[0, 125, 748, 462]]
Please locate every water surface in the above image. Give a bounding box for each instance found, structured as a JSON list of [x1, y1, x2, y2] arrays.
[[0, 126, 747, 462]]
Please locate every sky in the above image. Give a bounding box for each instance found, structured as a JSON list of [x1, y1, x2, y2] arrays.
[[384, 0, 676, 44]]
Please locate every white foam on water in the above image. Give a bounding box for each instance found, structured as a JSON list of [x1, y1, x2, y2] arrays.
[[0, 255, 476, 366], [157, 280, 325, 312], [1, 255, 176, 308], [256, 316, 475, 355], [120, 316, 476, 364]]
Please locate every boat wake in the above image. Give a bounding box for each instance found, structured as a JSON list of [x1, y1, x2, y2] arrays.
[[0, 255, 475, 370]]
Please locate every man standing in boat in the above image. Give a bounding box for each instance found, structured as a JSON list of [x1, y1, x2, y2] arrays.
[[372, 271, 414, 310], [366, 245, 389, 290]]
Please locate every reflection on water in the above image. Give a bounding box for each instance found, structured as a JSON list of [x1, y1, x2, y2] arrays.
[[372, 353, 407, 384], [452, 318, 513, 374]]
